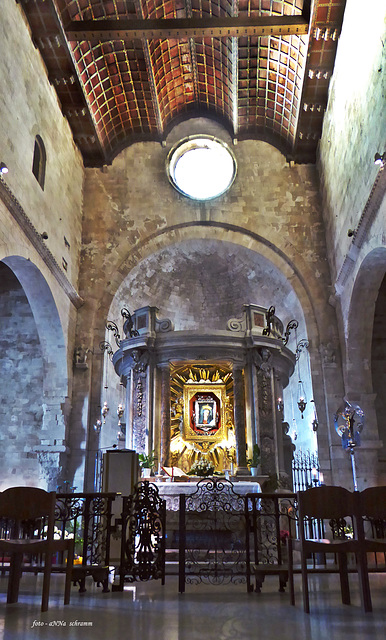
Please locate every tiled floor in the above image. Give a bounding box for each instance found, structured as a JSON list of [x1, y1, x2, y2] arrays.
[[0, 572, 385, 640]]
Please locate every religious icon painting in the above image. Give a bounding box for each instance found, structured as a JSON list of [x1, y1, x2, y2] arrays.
[[183, 384, 226, 443]]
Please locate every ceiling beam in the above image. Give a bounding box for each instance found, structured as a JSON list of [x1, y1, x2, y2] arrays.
[[65, 16, 309, 41], [42, 0, 107, 162]]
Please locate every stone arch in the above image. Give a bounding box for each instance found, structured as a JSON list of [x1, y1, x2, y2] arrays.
[[345, 248, 386, 458], [94, 225, 334, 458], [343, 247, 386, 484], [346, 247, 386, 394], [99, 222, 326, 349], [0, 256, 68, 490]]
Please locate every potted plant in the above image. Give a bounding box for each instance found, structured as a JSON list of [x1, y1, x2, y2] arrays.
[[247, 444, 261, 477], [138, 451, 156, 477]]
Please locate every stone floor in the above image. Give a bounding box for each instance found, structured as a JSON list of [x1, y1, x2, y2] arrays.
[[0, 572, 385, 640]]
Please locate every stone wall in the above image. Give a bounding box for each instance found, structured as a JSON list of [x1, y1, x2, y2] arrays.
[[0, 264, 43, 488], [0, 2, 84, 290], [317, 0, 386, 486], [318, 0, 386, 285], [74, 126, 344, 489], [0, 3, 85, 489]]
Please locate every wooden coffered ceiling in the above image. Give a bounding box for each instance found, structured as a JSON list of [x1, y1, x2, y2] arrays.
[[20, 0, 347, 166]]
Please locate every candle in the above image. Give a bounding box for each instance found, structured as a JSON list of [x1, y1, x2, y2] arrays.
[[311, 467, 317, 479], [319, 472, 324, 485]]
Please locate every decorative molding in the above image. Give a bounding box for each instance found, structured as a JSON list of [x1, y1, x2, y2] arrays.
[[0, 177, 83, 309], [227, 315, 247, 332], [155, 317, 174, 333], [334, 168, 386, 295], [136, 377, 143, 417]]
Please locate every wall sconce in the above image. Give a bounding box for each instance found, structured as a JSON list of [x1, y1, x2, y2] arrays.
[[117, 403, 124, 426], [311, 399, 318, 431], [298, 396, 307, 417], [94, 419, 102, 433], [0, 162, 8, 175], [374, 152, 386, 169], [101, 401, 109, 423], [295, 335, 309, 418], [277, 397, 284, 413]]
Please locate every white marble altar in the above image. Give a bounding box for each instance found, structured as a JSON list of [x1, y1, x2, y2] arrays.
[[154, 479, 261, 510]]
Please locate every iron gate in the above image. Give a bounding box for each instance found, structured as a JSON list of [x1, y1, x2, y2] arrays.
[[178, 478, 246, 591]]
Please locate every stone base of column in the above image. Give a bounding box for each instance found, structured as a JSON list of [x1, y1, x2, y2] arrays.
[[236, 466, 250, 476]]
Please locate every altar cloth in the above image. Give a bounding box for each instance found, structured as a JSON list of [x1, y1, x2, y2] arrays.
[[154, 480, 261, 510]]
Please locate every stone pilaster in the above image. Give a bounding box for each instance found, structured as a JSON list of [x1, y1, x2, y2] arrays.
[[256, 349, 277, 477], [244, 350, 258, 450], [159, 363, 171, 468], [233, 364, 249, 475], [124, 370, 133, 449]]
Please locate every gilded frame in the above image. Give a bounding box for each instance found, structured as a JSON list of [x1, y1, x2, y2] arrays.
[[183, 383, 227, 443]]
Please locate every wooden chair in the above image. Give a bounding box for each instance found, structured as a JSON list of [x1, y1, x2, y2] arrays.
[[355, 486, 386, 612], [0, 486, 74, 612], [288, 485, 357, 613]]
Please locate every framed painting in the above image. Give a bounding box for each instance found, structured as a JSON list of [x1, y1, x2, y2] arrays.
[[183, 384, 226, 443]]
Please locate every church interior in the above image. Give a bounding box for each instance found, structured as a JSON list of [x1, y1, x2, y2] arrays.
[[0, 0, 385, 632]]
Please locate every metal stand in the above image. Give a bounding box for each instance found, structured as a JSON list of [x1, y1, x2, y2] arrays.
[[349, 447, 358, 491]]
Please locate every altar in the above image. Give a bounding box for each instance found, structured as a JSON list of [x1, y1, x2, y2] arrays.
[[154, 479, 261, 511]]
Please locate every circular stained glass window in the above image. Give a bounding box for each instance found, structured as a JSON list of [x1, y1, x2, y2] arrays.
[[166, 135, 237, 201]]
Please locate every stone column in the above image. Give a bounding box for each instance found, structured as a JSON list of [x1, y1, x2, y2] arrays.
[[159, 363, 171, 468], [233, 363, 249, 475], [274, 375, 285, 475], [125, 370, 133, 449], [244, 350, 257, 450], [146, 356, 155, 455]]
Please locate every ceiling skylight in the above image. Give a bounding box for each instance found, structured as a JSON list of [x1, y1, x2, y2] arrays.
[[167, 136, 237, 201]]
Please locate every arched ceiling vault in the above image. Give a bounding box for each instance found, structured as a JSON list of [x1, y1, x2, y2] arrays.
[[20, 0, 346, 166], [108, 238, 307, 336], [98, 221, 323, 347]]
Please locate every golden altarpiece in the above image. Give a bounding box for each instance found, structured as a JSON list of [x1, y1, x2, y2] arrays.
[[111, 304, 296, 478]]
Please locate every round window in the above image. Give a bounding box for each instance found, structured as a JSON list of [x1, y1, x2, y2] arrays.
[[166, 135, 237, 201]]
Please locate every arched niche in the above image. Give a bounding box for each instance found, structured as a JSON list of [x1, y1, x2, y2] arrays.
[[102, 239, 318, 457], [0, 256, 68, 490], [345, 247, 386, 484]]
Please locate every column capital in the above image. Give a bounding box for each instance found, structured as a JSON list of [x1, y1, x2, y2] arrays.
[[157, 361, 171, 371]]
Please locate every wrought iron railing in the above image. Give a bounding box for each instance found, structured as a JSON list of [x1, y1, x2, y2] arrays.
[[0, 492, 117, 592], [292, 450, 320, 491], [55, 492, 116, 565], [245, 492, 297, 592], [178, 478, 247, 591], [1, 484, 383, 596], [116, 481, 166, 589]]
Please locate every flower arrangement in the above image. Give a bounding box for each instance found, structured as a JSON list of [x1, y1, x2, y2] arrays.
[[188, 457, 215, 477], [280, 529, 290, 545]]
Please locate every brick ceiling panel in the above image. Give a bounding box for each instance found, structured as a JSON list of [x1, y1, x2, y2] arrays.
[[20, 0, 347, 165], [190, 0, 233, 18], [72, 38, 157, 151], [195, 38, 234, 119], [238, 0, 303, 18], [238, 32, 306, 150], [150, 38, 196, 124]]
